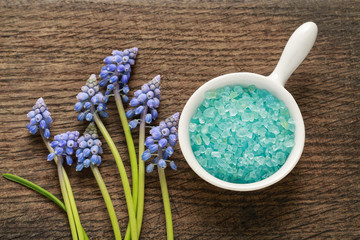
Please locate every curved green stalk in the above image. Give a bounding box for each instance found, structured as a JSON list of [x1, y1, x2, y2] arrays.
[[57, 156, 78, 240], [124, 109, 147, 240], [3, 173, 89, 239], [93, 112, 138, 240], [91, 165, 122, 240], [40, 131, 84, 240], [3, 173, 65, 211], [158, 168, 174, 240], [114, 83, 139, 211]]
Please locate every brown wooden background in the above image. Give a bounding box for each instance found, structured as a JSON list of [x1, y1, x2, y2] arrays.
[[1, 0, 359, 239]]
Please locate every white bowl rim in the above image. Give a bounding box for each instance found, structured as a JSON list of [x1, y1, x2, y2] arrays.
[[178, 72, 305, 191]]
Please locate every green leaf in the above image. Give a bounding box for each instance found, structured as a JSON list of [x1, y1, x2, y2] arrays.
[[3, 173, 66, 211]]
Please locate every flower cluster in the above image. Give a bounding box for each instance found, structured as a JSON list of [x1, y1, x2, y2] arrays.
[[75, 74, 108, 121], [47, 131, 80, 166], [127, 75, 161, 129], [26, 98, 52, 138], [99, 47, 138, 102], [75, 123, 103, 171], [142, 113, 180, 173]]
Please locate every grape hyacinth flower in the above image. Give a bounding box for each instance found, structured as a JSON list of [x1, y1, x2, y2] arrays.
[[142, 112, 180, 240], [77, 72, 138, 239], [47, 131, 80, 166], [26, 97, 52, 138], [75, 122, 121, 239], [25, 99, 86, 239], [75, 123, 103, 171], [142, 112, 179, 172], [75, 74, 108, 121], [127, 75, 161, 130], [99, 47, 138, 102]]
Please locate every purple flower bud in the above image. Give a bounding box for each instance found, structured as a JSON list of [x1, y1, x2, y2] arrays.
[[122, 85, 130, 94], [134, 90, 142, 97], [161, 128, 170, 137], [145, 113, 152, 123], [137, 93, 147, 103], [90, 154, 98, 165], [158, 159, 167, 169], [77, 112, 85, 121], [170, 161, 177, 170], [109, 75, 118, 84], [147, 99, 155, 108], [40, 120, 46, 129], [84, 159, 90, 168], [66, 147, 74, 155], [146, 163, 154, 173], [170, 127, 177, 134], [169, 134, 177, 146], [106, 64, 116, 72], [74, 102, 83, 111], [146, 91, 154, 99], [104, 56, 114, 64], [85, 112, 93, 121], [27, 111, 36, 118], [164, 146, 174, 159], [47, 153, 55, 161], [35, 114, 43, 122], [83, 148, 90, 158], [84, 102, 92, 109], [99, 79, 108, 87], [66, 156, 73, 166], [76, 92, 89, 101], [76, 164, 84, 171], [121, 74, 128, 84], [130, 98, 139, 107], [129, 120, 138, 130], [135, 106, 144, 115], [98, 111, 108, 118], [158, 138, 168, 148], [126, 109, 135, 119], [151, 109, 158, 120], [151, 129, 162, 140], [91, 96, 99, 105], [29, 125, 38, 134], [44, 129, 51, 139], [149, 144, 158, 153], [141, 84, 150, 93], [145, 136, 154, 147], [99, 70, 109, 78], [142, 149, 151, 161], [97, 103, 107, 112], [122, 95, 129, 103], [55, 147, 63, 155], [117, 64, 125, 73], [91, 145, 99, 155], [153, 97, 160, 108], [112, 50, 122, 56]]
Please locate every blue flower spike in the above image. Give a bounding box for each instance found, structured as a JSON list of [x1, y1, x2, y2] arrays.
[[99, 47, 138, 98], [75, 122, 103, 171], [126, 75, 161, 130], [27, 97, 52, 138], [142, 112, 180, 171], [49, 131, 80, 166], [75, 74, 108, 121]]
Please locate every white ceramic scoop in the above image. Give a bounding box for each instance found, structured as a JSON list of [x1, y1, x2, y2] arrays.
[[178, 22, 318, 191]]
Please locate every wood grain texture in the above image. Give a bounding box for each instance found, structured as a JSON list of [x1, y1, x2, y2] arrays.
[[1, 0, 359, 239]]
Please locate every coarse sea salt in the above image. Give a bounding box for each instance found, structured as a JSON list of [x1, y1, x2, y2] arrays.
[[189, 85, 295, 183]]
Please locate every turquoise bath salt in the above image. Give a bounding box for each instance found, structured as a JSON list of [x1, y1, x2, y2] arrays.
[[189, 85, 295, 184]]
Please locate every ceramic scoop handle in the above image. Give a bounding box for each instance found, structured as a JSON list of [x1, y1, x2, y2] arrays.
[[269, 22, 318, 86]]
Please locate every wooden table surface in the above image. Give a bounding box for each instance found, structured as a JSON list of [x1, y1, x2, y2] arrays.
[[1, 0, 359, 239]]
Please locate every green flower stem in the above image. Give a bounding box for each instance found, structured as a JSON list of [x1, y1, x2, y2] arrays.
[[124, 108, 147, 240], [57, 155, 78, 240], [3, 173, 65, 211], [158, 168, 174, 240], [3, 173, 89, 240], [91, 165, 122, 240], [40, 130, 84, 240], [114, 83, 138, 208], [93, 112, 138, 240]]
